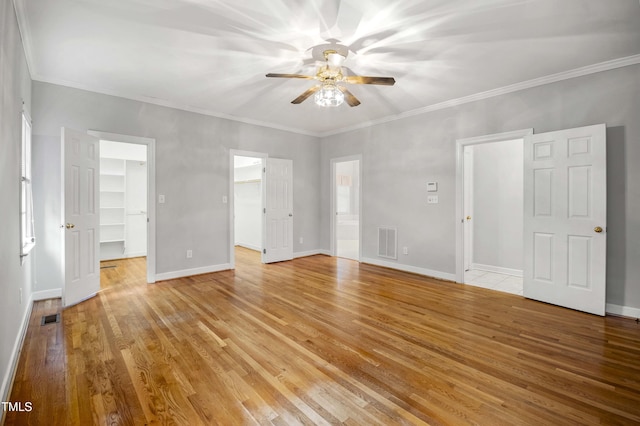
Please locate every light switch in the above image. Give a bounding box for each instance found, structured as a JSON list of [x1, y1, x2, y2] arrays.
[[427, 182, 438, 192], [427, 195, 439, 204], [222, 195, 228, 204], [159, 194, 165, 204]]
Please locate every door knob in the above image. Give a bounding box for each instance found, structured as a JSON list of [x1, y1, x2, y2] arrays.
[[466, 216, 471, 220], [594, 226, 603, 233], [66, 223, 75, 229], [289, 213, 293, 217]]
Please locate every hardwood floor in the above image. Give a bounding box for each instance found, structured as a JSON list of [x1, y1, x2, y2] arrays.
[[5, 248, 640, 425]]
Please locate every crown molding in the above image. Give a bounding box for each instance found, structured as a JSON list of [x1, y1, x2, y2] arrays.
[[319, 54, 640, 138], [12, 0, 36, 77], [32, 74, 322, 137]]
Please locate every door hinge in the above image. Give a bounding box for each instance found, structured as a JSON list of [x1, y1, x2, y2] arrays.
[[263, 167, 266, 173], [263, 249, 266, 254], [263, 208, 266, 213]]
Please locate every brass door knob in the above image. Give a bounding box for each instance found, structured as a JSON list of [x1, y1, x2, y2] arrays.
[[594, 226, 603, 233], [466, 216, 471, 220], [66, 223, 75, 229]]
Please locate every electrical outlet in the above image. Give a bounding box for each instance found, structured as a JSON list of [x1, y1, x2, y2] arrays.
[[403, 247, 408, 255], [186, 249, 193, 258], [159, 194, 165, 204], [19, 288, 22, 304], [427, 195, 439, 204], [299, 237, 303, 244], [222, 195, 228, 204]]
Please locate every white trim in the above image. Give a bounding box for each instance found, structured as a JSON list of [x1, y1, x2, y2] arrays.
[[470, 263, 523, 278], [229, 150, 268, 269], [32, 288, 62, 301], [320, 54, 640, 137], [235, 243, 261, 252], [88, 130, 157, 283], [12, 0, 36, 77], [455, 129, 533, 284], [124, 251, 147, 259], [606, 303, 640, 318], [155, 264, 232, 281], [294, 249, 328, 258], [0, 294, 34, 411], [32, 75, 319, 137], [361, 257, 456, 282], [330, 155, 363, 260]]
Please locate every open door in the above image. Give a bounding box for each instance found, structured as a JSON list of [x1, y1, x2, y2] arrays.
[[62, 128, 100, 307], [523, 124, 606, 315], [263, 158, 293, 263]]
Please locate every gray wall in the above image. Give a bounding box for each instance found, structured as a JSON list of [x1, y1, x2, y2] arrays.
[[320, 64, 640, 311], [32, 81, 321, 287], [472, 141, 523, 271], [0, 0, 33, 403]]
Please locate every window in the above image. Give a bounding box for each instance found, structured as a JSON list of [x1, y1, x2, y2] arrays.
[[21, 112, 35, 257]]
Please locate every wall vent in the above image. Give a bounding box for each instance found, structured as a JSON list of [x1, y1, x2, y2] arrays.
[[378, 227, 397, 259]]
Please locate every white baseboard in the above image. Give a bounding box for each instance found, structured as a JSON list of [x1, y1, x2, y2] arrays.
[[606, 303, 640, 318], [155, 263, 232, 281], [470, 263, 523, 277], [1, 294, 34, 409], [361, 257, 456, 282], [235, 243, 261, 252], [32, 288, 62, 301], [125, 251, 147, 259], [294, 250, 330, 258]]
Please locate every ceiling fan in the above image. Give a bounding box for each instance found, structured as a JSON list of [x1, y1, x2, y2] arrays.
[[266, 48, 395, 107]]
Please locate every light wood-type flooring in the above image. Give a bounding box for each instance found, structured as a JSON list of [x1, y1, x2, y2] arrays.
[[5, 248, 640, 425]]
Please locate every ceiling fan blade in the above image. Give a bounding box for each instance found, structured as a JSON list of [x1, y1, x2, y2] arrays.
[[291, 86, 320, 104], [343, 76, 396, 86], [338, 86, 361, 107], [266, 73, 314, 79]]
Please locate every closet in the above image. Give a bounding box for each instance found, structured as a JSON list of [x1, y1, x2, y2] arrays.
[[99, 141, 147, 261]]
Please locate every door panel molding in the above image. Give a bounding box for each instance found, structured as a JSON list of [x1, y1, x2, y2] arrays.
[[523, 124, 606, 315]]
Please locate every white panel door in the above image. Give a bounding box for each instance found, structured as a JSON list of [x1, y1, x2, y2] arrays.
[[63, 128, 100, 307], [263, 158, 293, 263], [523, 124, 606, 315]]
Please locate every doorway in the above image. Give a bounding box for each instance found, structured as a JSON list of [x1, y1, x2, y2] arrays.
[[99, 140, 148, 262], [229, 150, 294, 268], [89, 130, 156, 284], [462, 139, 524, 295], [233, 154, 264, 253], [229, 150, 266, 268], [331, 156, 361, 261], [455, 128, 533, 293]]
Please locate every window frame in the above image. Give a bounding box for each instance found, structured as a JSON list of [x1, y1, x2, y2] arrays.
[[20, 111, 35, 257]]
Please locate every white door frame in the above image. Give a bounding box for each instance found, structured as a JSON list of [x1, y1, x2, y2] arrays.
[[88, 130, 157, 283], [455, 128, 533, 283], [229, 149, 267, 269], [330, 155, 363, 259]]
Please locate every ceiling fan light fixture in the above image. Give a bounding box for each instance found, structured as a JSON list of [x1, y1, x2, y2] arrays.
[[314, 82, 344, 107]]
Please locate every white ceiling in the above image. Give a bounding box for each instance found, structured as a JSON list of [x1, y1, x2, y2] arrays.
[[15, 0, 640, 136]]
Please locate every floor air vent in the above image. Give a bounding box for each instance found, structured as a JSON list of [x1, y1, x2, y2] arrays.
[[41, 313, 60, 326]]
